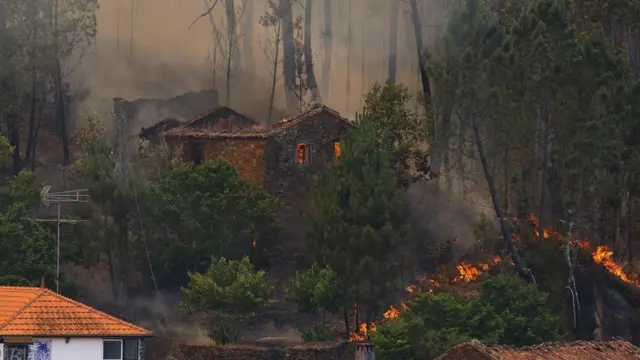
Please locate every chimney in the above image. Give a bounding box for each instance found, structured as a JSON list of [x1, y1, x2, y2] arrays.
[[40, 278, 45, 288], [355, 340, 375, 360]]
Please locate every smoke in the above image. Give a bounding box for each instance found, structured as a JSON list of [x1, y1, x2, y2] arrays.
[[63, 263, 212, 345], [69, 0, 450, 128], [406, 180, 492, 261]]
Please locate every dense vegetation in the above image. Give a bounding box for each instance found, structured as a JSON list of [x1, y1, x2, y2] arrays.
[[3, 0, 640, 358]]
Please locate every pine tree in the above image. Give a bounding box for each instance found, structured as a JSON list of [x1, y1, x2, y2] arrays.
[[306, 114, 408, 336]]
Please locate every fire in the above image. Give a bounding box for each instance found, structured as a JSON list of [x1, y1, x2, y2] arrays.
[[528, 213, 638, 286], [279, 117, 289, 123], [383, 305, 401, 320], [346, 214, 640, 343], [593, 245, 639, 286], [348, 322, 376, 342], [252, 239, 256, 247], [454, 261, 482, 282]]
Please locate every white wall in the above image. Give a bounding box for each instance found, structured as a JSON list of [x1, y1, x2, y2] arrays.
[[36, 338, 103, 360]]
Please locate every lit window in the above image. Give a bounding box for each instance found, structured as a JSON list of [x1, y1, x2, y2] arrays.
[[334, 141, 341, 159], [296, 143, 311, 164]]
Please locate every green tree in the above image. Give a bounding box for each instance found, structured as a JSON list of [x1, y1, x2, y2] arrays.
[[289, 264, 340, 341], [373, 274, 567, 360], [363, 82, 430, 186], [145, 159, 279, 287], [0, 155, 55, 285], [306, 113, 408, 336], [373, 292, 502, 360], [181, 256, 275, 344]]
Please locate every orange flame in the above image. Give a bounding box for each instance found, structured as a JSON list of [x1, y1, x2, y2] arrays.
[[348, 214, 640, 343], [348, 322, 376, 342], [279, 117, 289, 123], [593, 245, 639, 286], [529, 214, 637, 286]]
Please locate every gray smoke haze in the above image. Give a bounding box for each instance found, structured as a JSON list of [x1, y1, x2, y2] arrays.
[[69, 0, 449, 129]]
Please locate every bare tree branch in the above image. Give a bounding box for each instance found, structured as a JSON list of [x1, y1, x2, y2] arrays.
[[189, 0, 221, 30]]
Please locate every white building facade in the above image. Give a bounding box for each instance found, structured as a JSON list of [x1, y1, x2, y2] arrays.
[[0, 286, 151, 360]]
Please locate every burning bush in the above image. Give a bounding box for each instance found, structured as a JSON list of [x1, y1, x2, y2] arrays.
[[371, 274, 567, 360]]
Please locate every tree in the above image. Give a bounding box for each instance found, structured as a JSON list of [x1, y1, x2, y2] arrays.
[[302, 0, 321, 103], [0, 164, 55, 286], [372, 274, 567, 360], [144, 159, 279, 288], [363, 83, 430, 187], [181, 256, 275, 344], [259, 0, 284, 125], [280, 0, 297, 109], [70, 113, 153, 306], [306, 113, 408, 337], [289, 264, 339, 340]]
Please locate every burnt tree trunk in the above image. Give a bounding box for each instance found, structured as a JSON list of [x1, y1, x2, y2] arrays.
[[471, 96, 532, 283], [303, 0, 321, 102], [409, 0, 431, 100], [267, 20, 282, 125], [225, 0, 239, 104], [30, 97, 45, 171], [24, 2, 38, 165], [345, 0, 352, 112], [242, 0, 253, 70], [321, 0, 332, 102], [280, 0, 296, 109], [387, 0, 398, 84]]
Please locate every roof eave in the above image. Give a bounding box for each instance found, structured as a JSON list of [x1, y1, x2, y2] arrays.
[[0, 333, 153, 339]]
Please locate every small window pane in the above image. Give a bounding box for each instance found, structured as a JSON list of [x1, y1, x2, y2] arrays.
[[103, 340, 122, 360], [6, 345, 28, 360], [123, 339, 138, 360]]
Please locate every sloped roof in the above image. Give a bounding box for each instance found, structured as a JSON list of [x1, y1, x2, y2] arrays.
[[164, 104, 352, 139], [436, 340, 640, 360], [138, 118, 183, 138], [0, 286, 151, 337], [183, 106, 257, 127]]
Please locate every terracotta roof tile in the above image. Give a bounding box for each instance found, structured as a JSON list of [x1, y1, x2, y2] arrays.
[[436, 340, 640, 360], [164, 104, 352, 139], [0, 286, 151, 337]]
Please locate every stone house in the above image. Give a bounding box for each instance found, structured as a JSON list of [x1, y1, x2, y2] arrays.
[[137, 118, 183, 146], [163, 104, 353, 246], [435, 339, 640, 359]]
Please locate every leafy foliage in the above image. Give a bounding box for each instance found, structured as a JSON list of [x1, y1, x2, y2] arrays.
[[145, 159, 279, 287], [290, 264, 340, 314], [306, 113, 408, 334], [290, 264, 340, 341], [363, 82, 429, 185], [0, 166, 54, 286], [373, 274, 567, 360], [181, 256, 275, 343]]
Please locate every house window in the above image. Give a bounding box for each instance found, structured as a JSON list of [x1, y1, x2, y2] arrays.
[[123, 339, 139, 360], [5, 345, 28, 360], [333, 141, 341, 159], [103, 339, 123, 360], [189, 141, 204, 165], [296, 143, 311, 164]]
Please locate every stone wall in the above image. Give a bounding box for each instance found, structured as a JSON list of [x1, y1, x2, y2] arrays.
[[204, 138, 267, 187], [264, 112, 351, 251], [147, 340, 349, 360]]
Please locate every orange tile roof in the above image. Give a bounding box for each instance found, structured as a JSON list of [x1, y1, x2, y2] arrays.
[[436, 340, 640, 360], [0, 286, 152, 337]]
